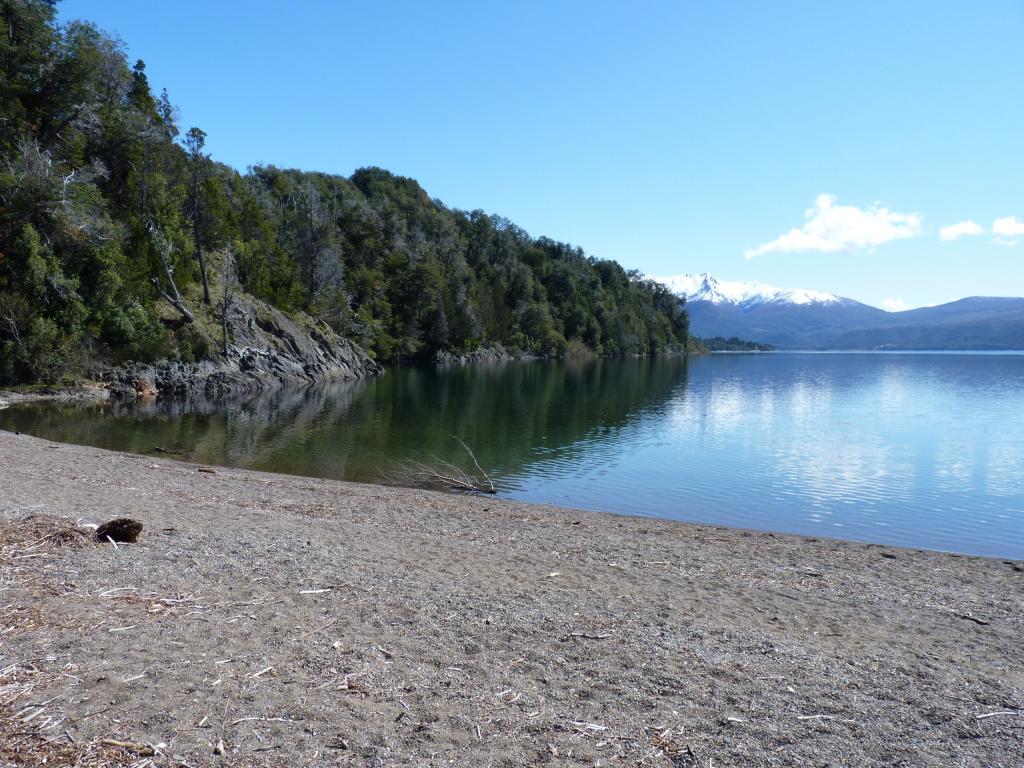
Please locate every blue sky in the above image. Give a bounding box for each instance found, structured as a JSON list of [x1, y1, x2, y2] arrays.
[[60, 1, 1024, 309]]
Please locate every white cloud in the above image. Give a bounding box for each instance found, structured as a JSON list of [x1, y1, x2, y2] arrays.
[[881, 297, 907, 312], [745, 194, 923, 259], [992, 216, 1024, 245], [939, 220, 984, 241]]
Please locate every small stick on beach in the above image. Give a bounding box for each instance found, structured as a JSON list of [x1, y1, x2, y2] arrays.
[[100, 738, 155, 755], [976, 710, 1022, 720], [562, 631, 612, 640]]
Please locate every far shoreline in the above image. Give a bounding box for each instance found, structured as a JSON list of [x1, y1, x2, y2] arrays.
[[6, 346, 1024, 409]]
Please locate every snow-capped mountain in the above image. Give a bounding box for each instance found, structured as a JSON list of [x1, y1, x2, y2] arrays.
[[654, 273, 1024, 349], [654, 272, 847, 308]]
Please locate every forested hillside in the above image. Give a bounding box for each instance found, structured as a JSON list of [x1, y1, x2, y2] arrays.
[[0, 1, 688, 386]]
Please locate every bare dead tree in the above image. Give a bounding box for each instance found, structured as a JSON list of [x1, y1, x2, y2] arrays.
[[148, 222, 194, 323], [4, 139, 114, 243], [292, 180, 342, 307], [0, 292, 28, 352]]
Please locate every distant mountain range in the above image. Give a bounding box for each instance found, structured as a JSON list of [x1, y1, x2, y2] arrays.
[[657, 273, 1024, 350]]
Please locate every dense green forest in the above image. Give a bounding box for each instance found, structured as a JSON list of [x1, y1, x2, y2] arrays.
[[698, 337, 774, 352], [0, 1, 688, 386]]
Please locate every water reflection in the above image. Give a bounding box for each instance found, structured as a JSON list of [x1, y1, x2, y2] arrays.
[[650, 353, 1024, 556], [0, 358, 690, 488], [2, 353, 1023, 557]]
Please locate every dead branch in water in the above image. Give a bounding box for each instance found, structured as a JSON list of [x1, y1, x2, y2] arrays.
[[449, 435, 496, 493], [400, 436, 497, 495], [409, 458, 497, 495]]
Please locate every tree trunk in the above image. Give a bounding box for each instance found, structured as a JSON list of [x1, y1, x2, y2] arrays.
[[196, 235, 211, 305], [221, 302, 229, 355], [151, 277, 194, 323], [220, 249, 236, 356], [148, 221, 194, 323], [193, 185, 211, 305]]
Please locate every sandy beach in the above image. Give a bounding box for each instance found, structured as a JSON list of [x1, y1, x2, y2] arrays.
[[1, 429, 1022, 767]]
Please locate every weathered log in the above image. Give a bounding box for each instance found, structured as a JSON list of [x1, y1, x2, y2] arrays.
[[95, 518, 143, 543]]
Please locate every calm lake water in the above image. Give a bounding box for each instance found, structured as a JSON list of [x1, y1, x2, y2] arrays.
[[2, 353, 1023, 558]]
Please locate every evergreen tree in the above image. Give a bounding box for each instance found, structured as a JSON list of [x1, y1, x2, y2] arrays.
[[0, 3, 689, 385], [184, 126, 211, 304]]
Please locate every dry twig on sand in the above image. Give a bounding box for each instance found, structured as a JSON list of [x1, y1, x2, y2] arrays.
[[975, 710, 1022, 720]]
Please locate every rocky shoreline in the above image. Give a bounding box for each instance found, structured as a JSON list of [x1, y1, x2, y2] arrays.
[[0, 299, 382, 408], [1, 431, 1022, 767], [107, 338, 379, 401], [434, 343, 536, 365], [109, 299, 382, 400]]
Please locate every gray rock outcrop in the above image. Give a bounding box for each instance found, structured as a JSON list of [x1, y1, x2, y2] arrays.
[[435, 344, 535, 365], [109, 297, 381, 400]]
